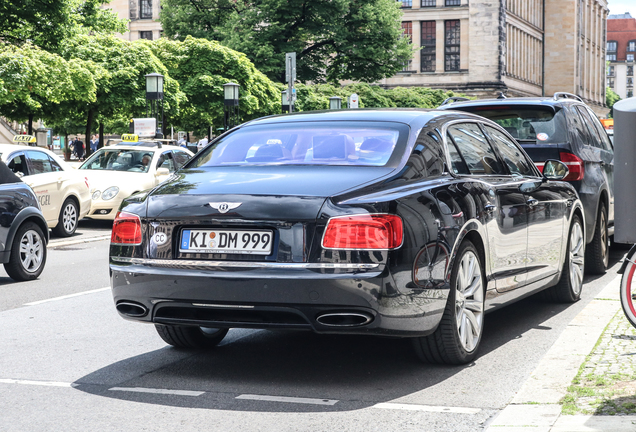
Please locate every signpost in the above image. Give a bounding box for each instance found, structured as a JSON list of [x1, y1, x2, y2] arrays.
[[285, 53, 296, 113], [348, 93, 359, 109]]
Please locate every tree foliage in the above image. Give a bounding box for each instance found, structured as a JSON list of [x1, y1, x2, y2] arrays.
[[160, 0, 413, 84], [0, 0, 127, 51], [606, 87, 620, 118]]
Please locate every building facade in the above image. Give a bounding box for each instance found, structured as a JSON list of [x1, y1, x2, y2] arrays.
[[107, 0, 163, 41], [606, 13, 636, 99], [384, 0, 609, 114]]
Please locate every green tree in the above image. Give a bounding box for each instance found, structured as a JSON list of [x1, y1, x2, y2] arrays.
[[606, 87, 620, 118], [0, 0, 127, 51], [147, 36, 280, 135], [160, 0, 413, 84]]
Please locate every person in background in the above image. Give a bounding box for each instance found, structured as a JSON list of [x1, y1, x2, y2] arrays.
[[91, 135, 98, 153], [74, 137, 85, 161], [197, 136, 209, 151]]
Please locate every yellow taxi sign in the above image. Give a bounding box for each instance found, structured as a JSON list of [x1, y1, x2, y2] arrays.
[[13, 135, 36, 143], [121, 134, 139, 143]]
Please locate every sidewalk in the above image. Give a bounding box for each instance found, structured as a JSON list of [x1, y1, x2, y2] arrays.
[[486, 276, 636, 431]]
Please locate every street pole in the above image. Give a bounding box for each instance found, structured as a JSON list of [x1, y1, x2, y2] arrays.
[[286, 53, 296, 113]]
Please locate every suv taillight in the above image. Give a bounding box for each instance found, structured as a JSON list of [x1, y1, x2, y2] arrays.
[[559, 152, 584, 181], [111, 211, 142, 245], [322, 214, 403, 250]]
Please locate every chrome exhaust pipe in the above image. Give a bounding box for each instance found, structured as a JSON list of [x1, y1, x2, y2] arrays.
[[316, 312, 373, 327], [116, 301, 148, 317]]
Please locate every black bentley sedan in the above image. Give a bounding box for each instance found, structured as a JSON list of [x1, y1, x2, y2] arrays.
[[110, 109, 585, 365]]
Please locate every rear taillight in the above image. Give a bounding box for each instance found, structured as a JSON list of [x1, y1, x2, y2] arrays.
[[559, 152, 584, 181], [322, 214, 403, 250], [111, 211, 142, 245]]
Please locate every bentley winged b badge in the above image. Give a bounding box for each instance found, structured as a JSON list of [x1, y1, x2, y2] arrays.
[[209, 202, 242, 214]]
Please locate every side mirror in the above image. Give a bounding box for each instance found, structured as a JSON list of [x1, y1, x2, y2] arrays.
[[155, 167, 170, 177], [542, 159, 569, 181]]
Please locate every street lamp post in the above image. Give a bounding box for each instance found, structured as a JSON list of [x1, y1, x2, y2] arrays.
[[145, 72, 164, 138], [329, 96, 342, 110], [223, 82, 240, 131]]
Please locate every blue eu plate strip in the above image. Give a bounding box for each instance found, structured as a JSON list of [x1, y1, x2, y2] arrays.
[[181, 230, 190, 250]]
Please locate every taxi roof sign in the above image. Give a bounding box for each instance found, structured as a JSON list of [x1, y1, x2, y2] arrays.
[[121, 134, 139, 143], [13, 135, 36, 143]]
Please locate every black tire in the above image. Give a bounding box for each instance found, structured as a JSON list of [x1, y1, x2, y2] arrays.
[[3, 222, 47, 281], [585, 202, 608, 275], [412, 241, 485, 365], [52, 198, 79, 237], [155, 324, 228, 349], [542, 214, 585, 303]]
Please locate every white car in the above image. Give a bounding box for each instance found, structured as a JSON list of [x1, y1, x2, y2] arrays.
[[79, 142, 194, 220], [0, 144, 91, 237]]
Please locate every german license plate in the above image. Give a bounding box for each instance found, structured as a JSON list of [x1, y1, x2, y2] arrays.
[[180, 229, 273, 255]]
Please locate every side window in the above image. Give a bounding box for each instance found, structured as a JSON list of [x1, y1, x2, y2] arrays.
[[49, 155, 64, 172], [485, 126, 535, 176], [567, 106, 591, 147], [172, 150, 192, 168], [585, 107, 613, 151], [446, 134, 470, 175], [447, 123, 506, 175], [576, 106, 603, 149], [157, 151, 176, 172], [7, 153, 28, 177], [26, 151, 54, 175], [402, 130, 445, 180]]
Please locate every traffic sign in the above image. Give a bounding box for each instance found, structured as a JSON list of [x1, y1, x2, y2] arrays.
[[349, 93, 359, 109]]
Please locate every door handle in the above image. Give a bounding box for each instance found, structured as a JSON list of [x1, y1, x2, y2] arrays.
[[527, 198, 539, 207]]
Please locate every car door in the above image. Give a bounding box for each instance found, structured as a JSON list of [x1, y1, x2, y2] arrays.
[[484, 124, 566, 284], [25, 150, 63, 224], [446, 122, 529, 292]]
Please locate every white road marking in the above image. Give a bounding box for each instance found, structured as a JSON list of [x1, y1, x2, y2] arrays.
[[236, 394, 339, 406], [49, 235, 112, 248], [0, 378, 74, 388], [373, 402, 481, 414], [109, 387, 205, 397], [24, 287, 110, 306]]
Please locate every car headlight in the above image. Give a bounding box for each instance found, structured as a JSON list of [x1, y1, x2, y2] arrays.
[[101, 186, 120, 201], [92, 190, 101, 200]]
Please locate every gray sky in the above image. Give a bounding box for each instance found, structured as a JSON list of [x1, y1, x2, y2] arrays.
[[608, 0, 636, 17]]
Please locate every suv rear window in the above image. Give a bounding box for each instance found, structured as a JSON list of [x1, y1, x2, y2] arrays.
[[458, 106, 568, 144]]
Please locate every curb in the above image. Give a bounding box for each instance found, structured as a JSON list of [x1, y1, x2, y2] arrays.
[[485, 276, 633, 431], [49, 235, 111, 248]]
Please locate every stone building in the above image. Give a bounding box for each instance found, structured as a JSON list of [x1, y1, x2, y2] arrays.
[[606, 13, 636, 99], [383, 0, 609, 114], [107, 0, 163, 41]]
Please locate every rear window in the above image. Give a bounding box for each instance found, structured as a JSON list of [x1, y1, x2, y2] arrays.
[[189, 122, 408, 168], [458, 106, 568, 144]]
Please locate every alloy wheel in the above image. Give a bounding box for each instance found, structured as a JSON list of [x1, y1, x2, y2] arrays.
[[62, 202, 77, 234], [569, 221, 585, 296], [19, 229, 44, 273], [455, 250, 484, 352]]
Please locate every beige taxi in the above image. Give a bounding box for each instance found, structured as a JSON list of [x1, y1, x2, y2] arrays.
[[0, 144, 91, 237]]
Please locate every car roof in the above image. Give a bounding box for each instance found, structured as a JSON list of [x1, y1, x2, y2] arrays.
[[100, 144, 189, 153], [438, 96, 583, 110]]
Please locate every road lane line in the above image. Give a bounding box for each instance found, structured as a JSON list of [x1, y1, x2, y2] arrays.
[[109, 387, 205, 397], [0, 378, 74, 388], [24, 287, 110, 306], [236, 394, 339, 406], [373, 402, 481, 414], [49, 235, 112, 248]]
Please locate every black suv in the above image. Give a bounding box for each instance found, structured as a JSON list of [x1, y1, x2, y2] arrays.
[[439, 93, 614, 274]]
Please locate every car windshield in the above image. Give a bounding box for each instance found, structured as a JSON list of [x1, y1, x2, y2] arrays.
[[458, 106, 569, 143], [79, 149, 153, 173], [190, 122, 404, 168]]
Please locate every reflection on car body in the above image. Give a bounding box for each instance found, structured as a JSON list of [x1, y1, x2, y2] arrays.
[[110, 109, 586, 365]]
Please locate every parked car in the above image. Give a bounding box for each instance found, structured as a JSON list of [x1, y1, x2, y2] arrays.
[[0, 161, 48, 281], [439, 93, 614, 274], [109, 109, 586, 365], [0, 144, 91, 237], [79, 142, 193, 220]]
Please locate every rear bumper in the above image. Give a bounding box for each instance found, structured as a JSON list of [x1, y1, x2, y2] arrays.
[[110, 259, 448, 337]]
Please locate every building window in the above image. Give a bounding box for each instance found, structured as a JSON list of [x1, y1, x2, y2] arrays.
[[421, 0, 436, 6], [628, 66, 634, 77], [628, 54, 635, 62], [139, 31, 153, 40], [401, 22, 413, 71], [629, 90, 634, 98], [445, 0, 461, 6], [399, 0, 412, 8], [140, 0, 152, 19], [445, 20, 460, 71], [421, 21, 436, 72], [628, 77, 634, 86], [607, 41, 617, 61], [629, 41, 636, 52], [607, 65, 614, 76], [607, 77, 614, 88]]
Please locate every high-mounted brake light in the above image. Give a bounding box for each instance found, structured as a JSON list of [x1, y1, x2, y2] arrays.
[[559, 152, 584, 181], [111, 211, 142, 245], [322, 214, 403, 250]]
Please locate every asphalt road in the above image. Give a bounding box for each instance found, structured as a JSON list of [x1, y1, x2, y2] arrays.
[[0, 223, 628, 431]]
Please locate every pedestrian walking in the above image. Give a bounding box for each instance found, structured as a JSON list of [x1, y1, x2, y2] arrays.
[[74, 137, 85, 161], [90, 135, 98, 153]]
